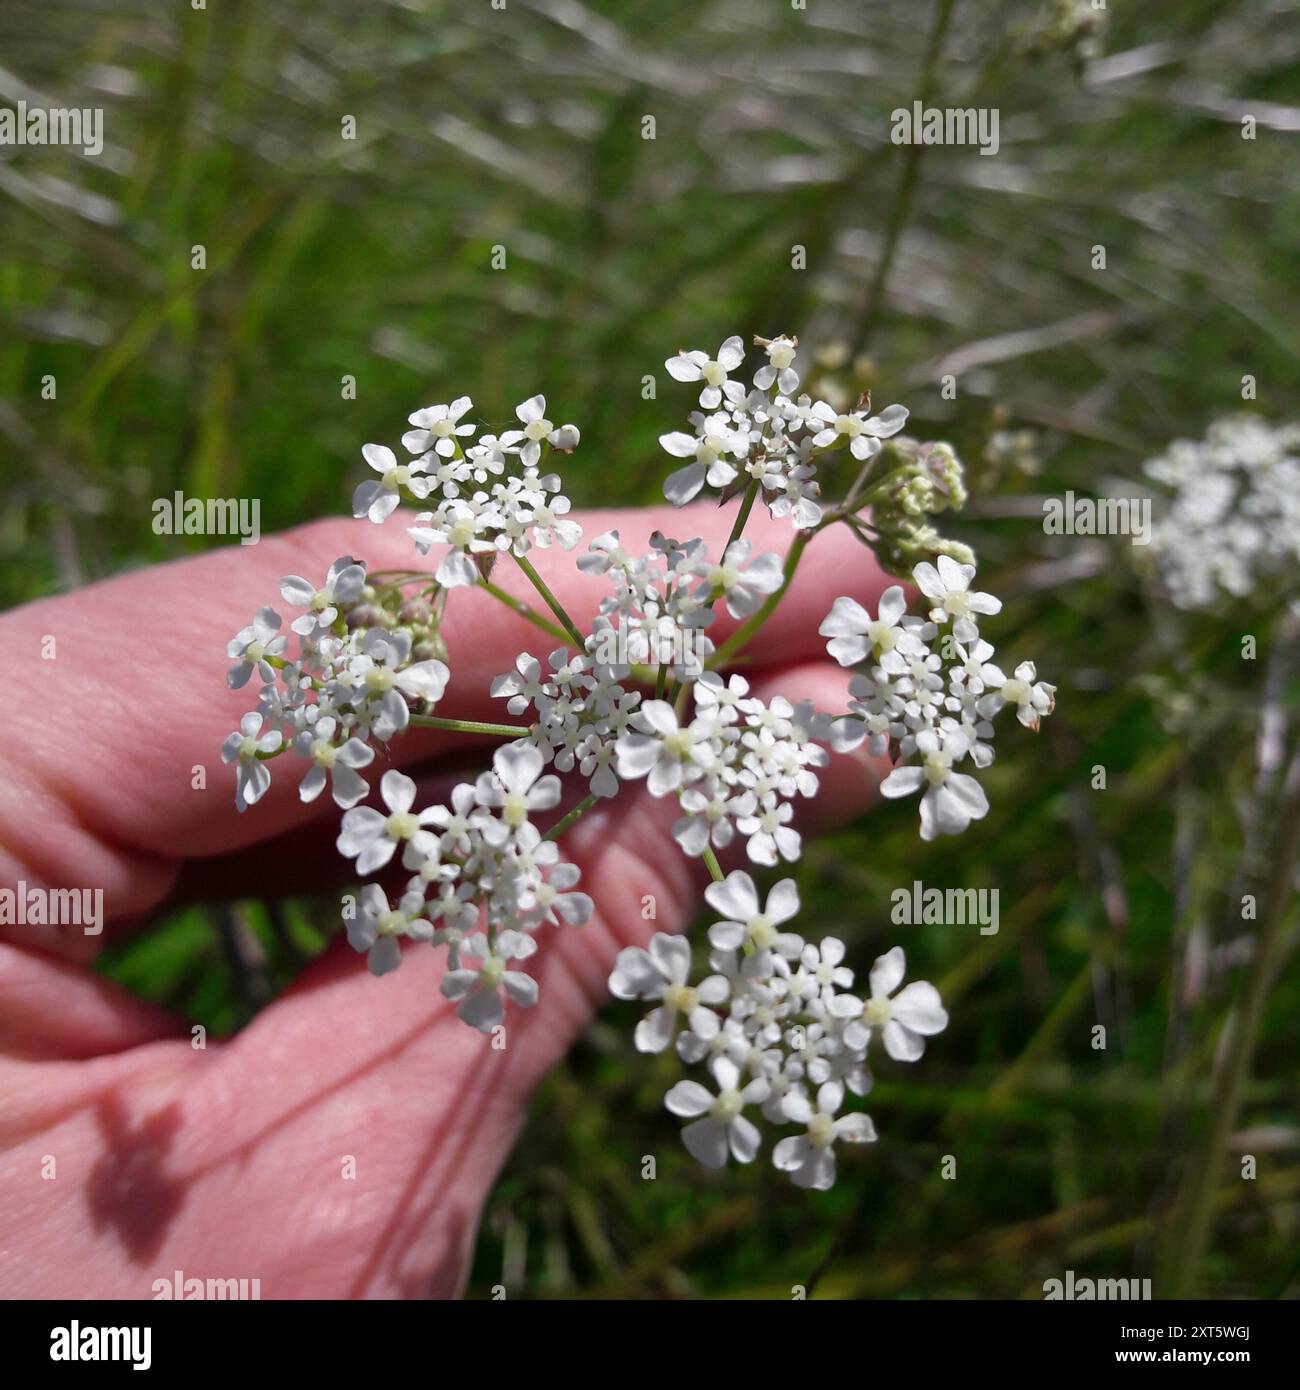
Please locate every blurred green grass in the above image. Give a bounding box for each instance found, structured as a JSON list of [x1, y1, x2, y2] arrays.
[[1, 0, 1297, 1297]]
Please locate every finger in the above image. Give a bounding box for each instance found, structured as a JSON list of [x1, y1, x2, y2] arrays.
[[0, 945, 182, 1060]]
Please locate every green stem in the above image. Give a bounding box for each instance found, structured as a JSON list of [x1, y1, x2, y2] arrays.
[[543, 791, 602, 843], [367, 569, 436, 584], [702, 846, 725, 883], [513, 552, 585, 648], [708, 532, 810, 668], [725, 480, 760, 552], [851, 0, 958, 355], [409, 714, 529, 739], [480, 577, 572, 645], [1159, 750, 1300, 1295]]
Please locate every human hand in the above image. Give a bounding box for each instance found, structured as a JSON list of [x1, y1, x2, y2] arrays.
[[0, 503, 894, 1298]]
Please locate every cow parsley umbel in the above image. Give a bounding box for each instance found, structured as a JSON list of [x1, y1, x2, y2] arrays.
[[220, 335, 1055, 1189]]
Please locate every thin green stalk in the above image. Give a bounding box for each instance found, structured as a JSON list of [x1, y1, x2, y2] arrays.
[[708, 532, 810, 668], [409, 714, 529, 739], [367, 569, 437, 584], [1160, 750, 1300, 1295], [543, 792, 602, 843], [513, 552, 585, 648], [851, 0, 958, 355], [725, 480, 760, 551], [702, 847, 725, 883], [480, 577, 572, 645]]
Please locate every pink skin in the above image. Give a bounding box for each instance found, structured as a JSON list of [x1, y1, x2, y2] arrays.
[[0, 503, 896, 1298]]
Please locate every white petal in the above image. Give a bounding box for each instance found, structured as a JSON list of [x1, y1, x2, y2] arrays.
[[818, 595, 871, 639], [362, 443, 396, 473], [634, 1006, 676, 1054], [879, 766, 925, 799], [665, 1080, 714, 1119], [703, 870, 759, 923], [493, 741, 544, 794], [381, 769, 416, 814], [765, 878, 800, 925], [396, 660, 450, 702], [774, 1134, 811, 1172], [890, 980, 948, 1035], [648, 932, 691, 985], [883, 1019, 925, 1062], [870, 946, 906, 999], [877, 585, 907, 626], [663, 462, 706, 505], [728, 1115, 761, 1165], [682, 1117, 729, 1168], [834, 1112, 877, 1144]]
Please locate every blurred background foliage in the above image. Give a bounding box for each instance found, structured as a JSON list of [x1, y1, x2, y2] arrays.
[[1, 0, 1298, 1298]]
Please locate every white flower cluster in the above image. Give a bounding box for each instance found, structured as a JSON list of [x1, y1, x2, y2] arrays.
[[355, 392, 582, 587], [661, 334, 909, 530], [218, 335, 1054, 1191], [1142, 414, 1300, 612], [221, 556, 450, 812], [613, 678, 828, 865], [609, 873, 946, 1187], [820, 555, 1054, 841], [342, 746, 593, 1030]]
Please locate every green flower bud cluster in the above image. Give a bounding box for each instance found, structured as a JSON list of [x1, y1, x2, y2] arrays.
[[346, 582, 449, 664]]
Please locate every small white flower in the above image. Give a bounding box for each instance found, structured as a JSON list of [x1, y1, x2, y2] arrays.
[[514, 394, 577, 468], [407, 498, 502, 587], [525, 861, 594, 929], [660, 412, 743, 506], [346, 885, 432, 976], [345, 630, 450, 738], [615, 700, 711, 797], [981, 660, 1056, 731], [948, 638, 1004, 697], [691, 540, 784, 619], [337, 769, 441, 874], [279, 557, 366, 637], [774, 1080, 876, 1189], [220, 711, 282, 810], [829, 946, 948, 1061], [790, 936, 854, 1003], [763, 460, 822, 530], [226, 607, 286, 689], [911, 555, 1002, 643], [672, 782, 756, 857], [352, 443, 431, 523], [665, 336, 746, 410], [402, 396, 475, 457], [879, 728, 989, 840], [664, 1055, 769, 1168], [819, 586, 919, 670], [427, 783, 481, 855], [735, 796, 801, 866], [608, 932, 729, 1054], [293, 714, 374, 808], [705, 871, 803, 960], [440, 930, 539, 1032], [473, 742, 562, 842], [812, 401, 909, 459], [753, 334, 800, 394]]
